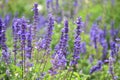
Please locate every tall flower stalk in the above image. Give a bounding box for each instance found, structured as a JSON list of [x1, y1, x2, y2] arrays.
[[70, 17, 82, 67], [32, 3, 39, 55], [26, 25, 32, 59], [0, 18, 10, 64], [49, 19, 69, 75], [38, 14, 54, 77], [12, 18, 21, 65], [20, 17, 28, 78]]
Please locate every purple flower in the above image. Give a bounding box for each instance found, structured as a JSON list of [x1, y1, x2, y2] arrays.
[[0, 18, 10, 64], [111, 0, 115, 6], [90, 23, 99, 50], [46, 0, 53, 12], [110, 41, 117, 58], [0, 18, 2, 46], [109, 56, 117, 80], [98, 29, 108, 61], [110, 21, 119, 40], [39, 14, 54, 53], [88, 54, 94, 64], [19, 17, 28, 69], [12, 18, 20, 64], [90, 60, 103, 74], [80, 42, 86, 54], [50, 20, 69, 75], [32, 3, 39, 45], [4, 14, 11, 27], [70, 17, 82, 66], [26, 25, 32, 59], [73, 0, 78, 7], [56, 0, 59, 9], [101, 39, 108, 61]]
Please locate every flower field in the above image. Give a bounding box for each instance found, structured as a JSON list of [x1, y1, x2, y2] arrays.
[[0, 0, 120, 80]]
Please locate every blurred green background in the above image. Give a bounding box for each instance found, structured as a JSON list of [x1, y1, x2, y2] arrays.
[[0, 0, 120, 27]]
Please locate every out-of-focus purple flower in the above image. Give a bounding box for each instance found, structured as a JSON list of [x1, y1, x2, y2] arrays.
[[50, 20, 69, 75], [90, 23, 99, 50], [26, 25, 32, 59], [88, 54, 94, 64], [4, 14, 11, 27], [39, 14, 54, 53], [0, 18, 10, 64], [37, 15, 47, 29], [0, 18, 2, 46], [80, 42, 86, 54], [110, 41, 117, 58], [70, 17, 82, 66], [73, 0, 78, 7], [46, 0, 53, 12], [6, 69, 10, 76], [110, 21, 119, 40], [101, 39, 108, 61], [109, 56, 117, 80], [98, 29, 108, 61], [90, 60, 103, 74], [32, 3, 39, 46], [48, 68, 57, 75], [111, 0, 115, 6], [116, 38, 120, 41], [103, 24, 107, 38], [56, 0, 59, 9], [19, 17, 28, 69], [12, 18, 21, 64]]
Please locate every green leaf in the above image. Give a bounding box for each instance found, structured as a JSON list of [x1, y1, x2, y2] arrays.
[[0, 73, 6, 79]]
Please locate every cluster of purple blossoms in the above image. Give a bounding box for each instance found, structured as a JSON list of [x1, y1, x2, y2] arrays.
[[46, 0, 53, 12], [12, 18, 21, 64], [32, 3, 39, 46], [0, 18, 10, 64], [26, 25, 32, 59], [110, 41, 117, 58], [90, 23, 108, 61], [39, 14, 54, 54], [12, 17, 33, 68], [109, 56, 117, 80], [0, 18, 2, 46], [90, 60, 103, 74], [70, 17, 82, 66], [49, 20, 69, 75], [80, 42, 86, 54], [99, 29, 108, 61], [90, 23, 100, 50]]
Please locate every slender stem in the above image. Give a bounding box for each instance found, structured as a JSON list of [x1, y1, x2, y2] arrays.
[[22, 50, 24, 79], [69, 71, 73, 80]]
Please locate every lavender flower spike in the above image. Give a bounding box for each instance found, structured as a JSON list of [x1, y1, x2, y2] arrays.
[[49, 20, 69, 75], [26, 25, 32, 59], [70, 17, 82, 66], [90, 60, 103, 74], [32, 3, 39, 47], [109, 56, 117, 80], [0, 18, 10, 64], [39, 14, 54, 53]]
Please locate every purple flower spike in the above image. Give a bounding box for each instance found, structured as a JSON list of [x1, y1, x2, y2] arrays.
[[70, 17, 82, 66], [109, 56, 117, 80], [90, 23, 99, 50], [0, 18, 10, 64], [32, 3, 39, 46], [90, 60, 103, 74], [50, 19, 69, 75], [39, 14, 54, 53], [26, 25, 32, 59]]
